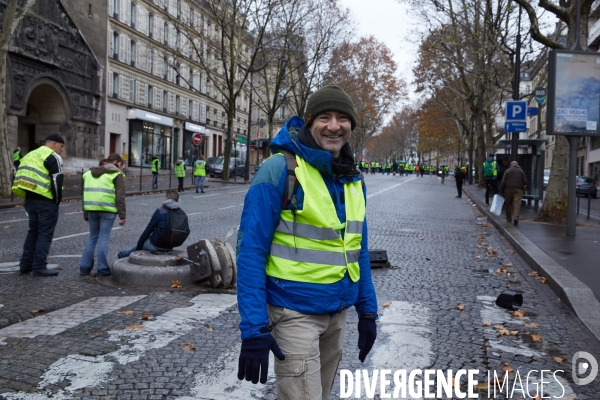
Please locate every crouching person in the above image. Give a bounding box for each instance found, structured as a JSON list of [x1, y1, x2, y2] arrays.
[[117, 189, 189, 258]]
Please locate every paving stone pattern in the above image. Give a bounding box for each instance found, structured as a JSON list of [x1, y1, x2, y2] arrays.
[[0, 176, 598, 399]]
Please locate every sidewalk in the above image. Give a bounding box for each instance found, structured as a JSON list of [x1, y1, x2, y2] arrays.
[[463, 184, 600, 341], [1, 169, 250, 209]]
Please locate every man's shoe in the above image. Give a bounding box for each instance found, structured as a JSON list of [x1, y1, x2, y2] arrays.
[[20, 269, 32, 274], [201, 191, 206, 193], [32, 269, 59, 277], [485, 202, 489, 205], [196, 190, 199, 193], [456, 195, 461, 198], [513, 220, 518, 226]]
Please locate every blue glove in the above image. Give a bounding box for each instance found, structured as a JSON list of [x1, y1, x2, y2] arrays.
[[358, 319, 377, 363], [237, 334, 285, 384]]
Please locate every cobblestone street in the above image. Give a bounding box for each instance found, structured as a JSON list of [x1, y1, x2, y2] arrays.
[[1, 175, 599, 399]]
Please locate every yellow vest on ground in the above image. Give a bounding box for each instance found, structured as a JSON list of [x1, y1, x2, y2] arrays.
[[12, 146, 54, 200], [266, 155, 365, 284], [82, 170, 123, 213], [175, 162, 186, 178], [194, 161, 206, 176]]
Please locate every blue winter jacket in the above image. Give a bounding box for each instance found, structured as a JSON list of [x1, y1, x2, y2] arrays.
[[236, 116, 378, 340], [136, 199, 180, 250]]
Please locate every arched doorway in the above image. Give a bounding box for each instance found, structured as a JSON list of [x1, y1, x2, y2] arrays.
[[16, 82, 68, 155]]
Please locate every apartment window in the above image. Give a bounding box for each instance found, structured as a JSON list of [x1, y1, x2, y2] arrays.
[[108, 71, 114, 96], [148, 85, 154, 108], [277, 106, 285, 120], [213, 86, 217, 99], [119, 34, 126, 62], [162, 56, 168, 79], [205, 105, 210, 123], [176, 95, 180, 115], [135, 81, 140, 104], [130, 2, 136, 28], [109, 0, 118, 18], [148, 13, 154, 37], [164, 21, 169, 45], [127, 39, 133, 65], [163, 91, 168, 112], [175, 63, 180, 85]]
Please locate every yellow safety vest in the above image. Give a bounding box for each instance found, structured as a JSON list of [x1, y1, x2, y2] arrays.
[[266, 155, 365, 284], [194, 161, 206, 176], [152, 158, 160, 172], [12, 146, 54, 200], [82, 170, 123, 213], [175, 162, 186, 178], [13, 151, 21, 162]]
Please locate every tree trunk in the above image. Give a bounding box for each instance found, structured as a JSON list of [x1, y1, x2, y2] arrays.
[[536, 135, 569, 224], [0, 47, 12, 197]]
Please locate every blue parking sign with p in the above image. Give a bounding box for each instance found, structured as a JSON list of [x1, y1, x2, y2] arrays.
[[506, 101, 527, 121]]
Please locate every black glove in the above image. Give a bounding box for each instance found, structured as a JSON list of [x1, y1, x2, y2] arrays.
[[237, 334, 285, 384], [358, 318, 377, 363]]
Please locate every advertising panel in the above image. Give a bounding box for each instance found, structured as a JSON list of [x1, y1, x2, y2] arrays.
[[547, 50, 600, 136]]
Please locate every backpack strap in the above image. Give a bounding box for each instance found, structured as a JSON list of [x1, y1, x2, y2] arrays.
[[280, 149, 299, 212]]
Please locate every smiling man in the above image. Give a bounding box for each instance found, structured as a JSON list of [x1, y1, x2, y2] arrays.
[[236, 84, 378, 400]]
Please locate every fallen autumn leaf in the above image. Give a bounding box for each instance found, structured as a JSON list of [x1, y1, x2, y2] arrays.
[[383, 302, 392, 307]]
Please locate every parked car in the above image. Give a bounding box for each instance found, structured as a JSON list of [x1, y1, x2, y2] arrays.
[[543, 169, 550, 189], [576, 176, 597, 198], [210, 157, 245, 178], [205, 156, 221, 175]]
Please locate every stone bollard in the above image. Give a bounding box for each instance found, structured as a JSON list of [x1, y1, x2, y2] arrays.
[[112, 238, 236, 289]]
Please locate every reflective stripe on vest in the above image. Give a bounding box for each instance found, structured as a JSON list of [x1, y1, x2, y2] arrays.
[[194, 161, 206, 176], [82, 170, 122, 213], [175, 162, 186, 177], [266, 155, 365, 284], [12, 146, 54, 200]]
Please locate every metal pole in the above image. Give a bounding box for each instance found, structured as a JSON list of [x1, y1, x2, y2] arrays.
[[571, 0, 583, 51], [168, 163, 171, 189], [11, 169, 15, 202], [511, 6, 522, 162], [577, 194, 580, 215], [567, 136, 580, 236], [243, 71, 254, 182], [139, 164, 142, 192], [588, 195, 591, 220]]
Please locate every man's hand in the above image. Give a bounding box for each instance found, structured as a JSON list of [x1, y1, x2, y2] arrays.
[[238, 334, 285, 384], [358, 319, 377, 363], [119, 219, 126, 226]]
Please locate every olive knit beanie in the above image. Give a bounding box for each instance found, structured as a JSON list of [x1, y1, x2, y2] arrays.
[[304, 84, 357, 130]]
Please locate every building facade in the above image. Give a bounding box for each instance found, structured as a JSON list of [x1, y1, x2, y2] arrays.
[[105, 0, 250, 171], [5, 0, 104, 173]]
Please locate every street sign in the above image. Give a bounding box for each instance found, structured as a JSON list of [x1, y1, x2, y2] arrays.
[[192, 133, 202, 146], [506, 101, 527, 121], [237, 136, 247, 144], [505, 121, 527, 132], [527, 107, 539, 116], [534, 87, 546, 103]]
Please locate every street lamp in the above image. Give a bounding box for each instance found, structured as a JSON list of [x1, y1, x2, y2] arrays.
[[241, 56, 288, 182]]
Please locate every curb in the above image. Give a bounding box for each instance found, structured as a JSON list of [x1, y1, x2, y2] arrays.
[[463, 186, 600, 343], [0, 179, 250, 210]]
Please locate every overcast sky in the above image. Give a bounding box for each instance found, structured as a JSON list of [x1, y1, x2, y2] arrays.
[[338, 0, 420, 99]]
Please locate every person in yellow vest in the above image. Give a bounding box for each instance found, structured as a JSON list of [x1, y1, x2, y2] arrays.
[[236, 84, 378, 398], [80, 154, 126, 277], [174, 157, 186, 193], [13, 147, 22, 169], [12, 133, 64, 277], [193, 155, 206, 193], [151, 155, 160, 189]]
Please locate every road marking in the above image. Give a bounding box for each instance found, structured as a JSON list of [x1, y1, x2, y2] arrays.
[[48, 255, 82, 258], [0, 218, 29, 224], [194, 194, 219, 198], [182, 301, 432, 399], [188, 211, 202, 216], [230, 190, 248, 194], [367, 177, 417, 200], [0, 296, 146, 345], [63, 211, 82, 215], [0, 263, 58, 274], [0, 294, 237, 397], [52, 227, 122, 242], [218, 205, 242, 210], [478, 295, 544, 358]]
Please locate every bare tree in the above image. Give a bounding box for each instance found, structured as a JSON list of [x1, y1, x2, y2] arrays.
[[0, 0, 37, 196], [513, 0, 595, 224], [327, 36, 406, 157], [164, 0, 279, 180], [285, 0, 353, 118]]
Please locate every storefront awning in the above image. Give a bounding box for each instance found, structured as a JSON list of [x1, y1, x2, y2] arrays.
[[185, 122, 207, 134], [128, 108, 173, 127]]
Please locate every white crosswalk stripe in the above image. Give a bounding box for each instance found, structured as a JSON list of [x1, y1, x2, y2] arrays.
[[0, 294, 237, 399]]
